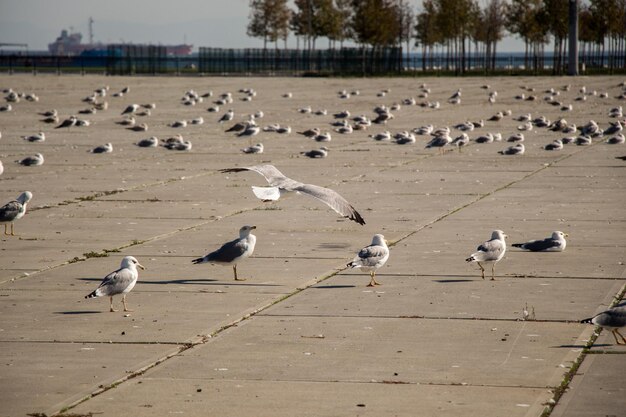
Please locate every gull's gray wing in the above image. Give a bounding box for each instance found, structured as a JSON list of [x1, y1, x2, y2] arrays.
[[592, 306, 626, 328], [205, 238, 249, 264], [294, 183, 365, 225], [0, 201, 21, 222], [220, 165, 291, 186], [96, 268, 135, 297], [475, 239, 505, 261], [357, 245, 388, 266], [513, 238, 562, 251]]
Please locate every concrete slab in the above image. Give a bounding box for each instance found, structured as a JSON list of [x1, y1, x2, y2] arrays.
[[69, 379, 551, 417], [145, 316, 581, 389], [264, 275, 623, 322], [551, 354, 626, 417], [0, 341, 180, 417]]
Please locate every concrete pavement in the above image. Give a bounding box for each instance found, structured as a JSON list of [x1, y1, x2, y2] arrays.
[[0, 74, 624, 416]]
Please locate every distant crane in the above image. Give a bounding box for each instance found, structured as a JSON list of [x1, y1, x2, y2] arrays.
[[88, 17, 94, 44]]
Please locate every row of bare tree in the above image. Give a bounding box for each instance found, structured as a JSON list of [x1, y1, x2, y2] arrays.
[[247, 0, 626, 73]]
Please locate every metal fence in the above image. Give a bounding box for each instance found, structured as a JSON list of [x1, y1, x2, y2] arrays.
[[198, 47, 403, 75], [0, 48, 623, 76]]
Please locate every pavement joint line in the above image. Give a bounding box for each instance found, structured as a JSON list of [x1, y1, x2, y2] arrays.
[[29, 170, 218, 213], [255, 313, 581, 324], [137, 376, 550, 390], [541, 282, 626, 417], [0, 216, 219, 286], [333, 273, 625, 281], [0, 340, 186, 345]]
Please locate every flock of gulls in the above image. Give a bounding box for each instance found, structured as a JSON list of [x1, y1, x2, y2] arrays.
[[1, 77, 626, 344]]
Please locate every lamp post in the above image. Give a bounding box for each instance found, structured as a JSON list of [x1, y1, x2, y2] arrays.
[[568, 0, 578, 75]]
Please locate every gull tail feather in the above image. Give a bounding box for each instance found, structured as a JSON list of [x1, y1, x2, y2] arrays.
[[85, 289, 101, 299], [192, 256, 207, 265]]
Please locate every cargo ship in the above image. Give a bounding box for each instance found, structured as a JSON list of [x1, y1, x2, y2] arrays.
[[48, 28, 193, 56]]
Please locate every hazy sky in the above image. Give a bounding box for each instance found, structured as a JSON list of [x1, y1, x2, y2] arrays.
[[0, 0, 524, 53]]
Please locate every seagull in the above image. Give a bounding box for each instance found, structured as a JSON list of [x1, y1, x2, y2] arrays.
[[0, 191, 33, 236], [117, 116, 135, 126], [298, 106, 312, 114], [425, 134, 451, 152], [219, 109, 235, 123], [369, 131, 391, 141], [127, 123, 148, 132], [395, 132, 416, 144], [581, 305, 626, 345], [135, 136, 159, 148], [475, 133, 502, 143], [346, 234, 390, 287], [498, 143, 525, 155], [121, 104, 139, 115], [22, 132, 45, 142], [238, 125, 261, 138], [40, 115, 59, 124], [17, 153, 44, 166], [512, 231, 567, 252], [507, 133, 525, 142], [301, 147, 329, 158], [226, 121, 254, 133], [85, 256, 145, 312], [314, 132, 332, 142], [465, 230, 507, 280], [91, 143, 113, 154], [219, 164, 365, 225], [39, 109, 57, 117], [607, 134, 625, 144], [169, 120, 188, 128], [55, 115, 77, 129], [192, 225, 257, 281], [334, 110, 350, 119], [163, 140, 192, 151], [451, 133, 470, 151], [297, 128, 321, 138], [545, 139, 564, 151], [241, 143, 264, 154]]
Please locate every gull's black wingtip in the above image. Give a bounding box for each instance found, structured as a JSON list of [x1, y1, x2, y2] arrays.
[[351, 211, 366, 226], [219, 167, 247, 174]]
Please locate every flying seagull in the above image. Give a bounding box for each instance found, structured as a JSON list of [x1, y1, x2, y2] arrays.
[[192, 225, 257, 281], [347, 234, 390, 286], [466, 230, 507, 280], [85, 256, 145, 312], [0, 191, 33, 236], [581, 305, 626, 345], [512, 231, 567, 252], [219, 164, 365, 225]]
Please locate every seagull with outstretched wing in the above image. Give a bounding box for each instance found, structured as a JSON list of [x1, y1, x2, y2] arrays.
[[219, 164, 365, 225]]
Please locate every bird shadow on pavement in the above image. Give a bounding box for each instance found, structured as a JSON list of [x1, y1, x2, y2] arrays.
[[77, 277, 282, 287], [313, 285, 356, 289], [55, 310, 102, 315]]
